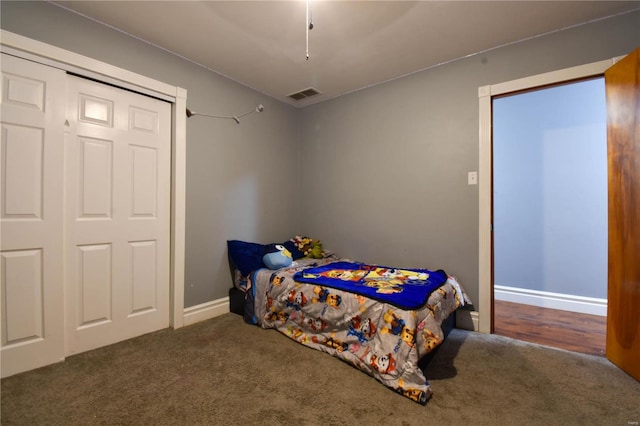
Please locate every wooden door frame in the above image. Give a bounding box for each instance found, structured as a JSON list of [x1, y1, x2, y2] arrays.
[[477, 56, 622, 333], [0, 30, 188, 329]]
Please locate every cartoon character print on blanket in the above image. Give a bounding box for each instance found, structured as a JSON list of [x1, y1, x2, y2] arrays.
[[293, 261, 449, 310], [250, 258, 467, 404]]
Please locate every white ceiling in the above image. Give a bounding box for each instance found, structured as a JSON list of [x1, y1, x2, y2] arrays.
[[53, 1, 639, 107]]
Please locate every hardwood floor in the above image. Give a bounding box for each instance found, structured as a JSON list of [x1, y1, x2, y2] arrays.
[[493, 300, 606, 357]]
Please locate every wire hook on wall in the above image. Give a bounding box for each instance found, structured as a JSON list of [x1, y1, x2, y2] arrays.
[[186, 104, 264, 124]]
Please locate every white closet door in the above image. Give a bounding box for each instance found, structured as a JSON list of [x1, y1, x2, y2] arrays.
[[1, 54, 66, 377], [64, 75, 171, 356]]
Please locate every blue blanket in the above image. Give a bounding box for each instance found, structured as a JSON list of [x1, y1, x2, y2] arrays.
[[293, 261, 448, 310]]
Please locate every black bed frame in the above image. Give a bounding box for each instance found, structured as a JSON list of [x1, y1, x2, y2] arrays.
[[229, 287, 245, 316]]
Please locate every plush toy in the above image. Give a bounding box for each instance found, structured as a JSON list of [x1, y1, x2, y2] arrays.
[[307, 240, 324, 259], [263, 244, 293, 270], [290, 235, 324, 259]]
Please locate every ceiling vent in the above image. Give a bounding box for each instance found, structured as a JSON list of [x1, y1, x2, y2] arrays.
[[287, 87, 321, 101]]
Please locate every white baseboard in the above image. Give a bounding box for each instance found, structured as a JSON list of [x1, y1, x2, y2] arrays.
[[494, 285, 607, 317], [183, 297, 230, 326], [179, 287, 605, 331]]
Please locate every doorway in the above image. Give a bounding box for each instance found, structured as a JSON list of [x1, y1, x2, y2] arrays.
[[491, 78, 607, 355], [479, 50, 640, 381], [477, 56, 620, 335]]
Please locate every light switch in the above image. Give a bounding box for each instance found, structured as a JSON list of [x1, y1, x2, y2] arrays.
[[468, 171, 478, 185]]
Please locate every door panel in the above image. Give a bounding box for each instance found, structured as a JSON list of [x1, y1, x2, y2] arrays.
[[65, 75, 171, 356], [605, 47, 640, 381], [1, 54, 66, 378], [77, 243, 112, 328], [78, 136, 113, 217], [2, 125, 43, 217], [2, 250, 44, 341]]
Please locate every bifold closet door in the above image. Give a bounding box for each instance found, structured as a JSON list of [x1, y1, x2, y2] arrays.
[[1, 54, 66, 377], [1, 55, 172, 376], [64, 75, 171, 356]]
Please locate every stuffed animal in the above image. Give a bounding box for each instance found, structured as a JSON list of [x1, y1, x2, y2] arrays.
[[263, 244, 293, 270], [290, 235, 324, 259]]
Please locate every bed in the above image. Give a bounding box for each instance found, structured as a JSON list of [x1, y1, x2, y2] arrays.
[[227, 237, 470, 404]]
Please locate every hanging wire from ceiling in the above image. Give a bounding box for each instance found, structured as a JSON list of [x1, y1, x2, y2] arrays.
[[185, 104, 264, 124], [306, 0, 314, 60]]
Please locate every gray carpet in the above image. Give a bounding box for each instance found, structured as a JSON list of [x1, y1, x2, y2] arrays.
[[1, 313, 638, 425]]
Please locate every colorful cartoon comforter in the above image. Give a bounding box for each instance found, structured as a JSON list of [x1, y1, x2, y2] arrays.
[[245, 257, 469, 404]]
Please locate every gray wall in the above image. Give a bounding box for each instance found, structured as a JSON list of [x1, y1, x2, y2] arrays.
[[2, 1, 639, 309], [1, 1, 301, 307], [298, 10, 640, 307]]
